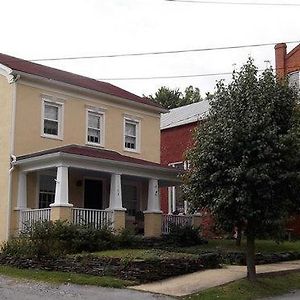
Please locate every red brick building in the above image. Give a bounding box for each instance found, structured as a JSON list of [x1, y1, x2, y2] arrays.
[[275, 42, 300, 82], [275, 42, 300, 237], [160, 101, 209, 214]]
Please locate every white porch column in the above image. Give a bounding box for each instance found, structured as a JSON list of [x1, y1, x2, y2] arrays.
[[168, 187, 172, 214], [51, 165, 72, 207], [172, 186, 176, 213], [16, 171, 27, 210], [50, 165, 72, 222], [108, 173, 125, 210], [144, 178, 162, 237], [108, 173, 126, 232], [146, 179, 161, 212], [16, 171, 27, 232]]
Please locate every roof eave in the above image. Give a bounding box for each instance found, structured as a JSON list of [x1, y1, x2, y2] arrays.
[[13, 70, 167, 114]]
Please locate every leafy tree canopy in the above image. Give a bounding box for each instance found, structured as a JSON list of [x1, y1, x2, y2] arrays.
[[148, 85, 202, 109], [184, 58, 300, 280]]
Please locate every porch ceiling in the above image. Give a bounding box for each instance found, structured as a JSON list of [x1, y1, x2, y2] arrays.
[[15, 145, 182, 185]]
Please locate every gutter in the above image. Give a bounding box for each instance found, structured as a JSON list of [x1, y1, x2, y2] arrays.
[[6, 72, 19, 240]]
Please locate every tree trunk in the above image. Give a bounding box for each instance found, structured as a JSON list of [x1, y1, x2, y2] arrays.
[[246, 232, 256, 281], [236, 225, 242, 247]]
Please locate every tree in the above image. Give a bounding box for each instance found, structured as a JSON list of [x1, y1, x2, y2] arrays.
[[148, 85, 202, 109], [184, 59, 300, 281]]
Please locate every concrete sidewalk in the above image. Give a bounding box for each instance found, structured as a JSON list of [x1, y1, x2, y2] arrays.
[[130, 260, 300, 297]]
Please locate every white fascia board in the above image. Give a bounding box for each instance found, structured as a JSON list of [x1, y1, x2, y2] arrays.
[[15, 152, 181, 183], [14, 71, 167, 114]]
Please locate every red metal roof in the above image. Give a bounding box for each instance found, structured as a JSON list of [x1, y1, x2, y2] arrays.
[[17, 144, 176, 171], [0, 53, 162, 110]]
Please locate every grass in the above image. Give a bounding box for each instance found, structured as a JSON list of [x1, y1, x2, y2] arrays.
[[184, 271, 300, 300], [0, 265, 134, 288], [93, 248, 198, 260], [180, 239, 300, 254]]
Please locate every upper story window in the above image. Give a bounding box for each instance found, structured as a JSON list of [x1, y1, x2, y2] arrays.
[[288, 71, 300, 92], [42, 98, 63, 139], [124, 118, 140, 152], [86, 109, 104, 146]]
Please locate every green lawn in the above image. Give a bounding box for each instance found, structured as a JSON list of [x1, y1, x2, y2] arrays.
[[180, 239, 300, 254], [0, 265, 133, 288], [93, 248, 198, 260], [184, 272, 300, 300]]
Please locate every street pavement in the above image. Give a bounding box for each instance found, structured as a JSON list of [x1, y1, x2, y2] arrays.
[[0, 275, 174, 300], [263, 290, 300, 299]]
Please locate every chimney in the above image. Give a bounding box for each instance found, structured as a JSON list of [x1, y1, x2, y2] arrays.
[[275, 43, 287, 79]]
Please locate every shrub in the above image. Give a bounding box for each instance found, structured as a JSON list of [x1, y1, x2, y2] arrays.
[[164, 223, 205, 247], [114, 228, 141, 248], [1, 221, 140, 259]]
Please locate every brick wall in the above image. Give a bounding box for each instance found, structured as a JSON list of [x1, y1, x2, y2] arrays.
[[275, 43, 300, 78], [160, 122, 197, 213], [275, 42, 300, 237]]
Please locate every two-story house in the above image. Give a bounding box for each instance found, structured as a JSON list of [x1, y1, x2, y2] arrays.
[[0, 53, 181, 243]]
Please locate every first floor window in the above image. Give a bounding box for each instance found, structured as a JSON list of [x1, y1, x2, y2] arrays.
[[43, 99, 63, 138], [87, 110, 104, 145], [39, 174, 56, 208], [124, 119, 139, 151]]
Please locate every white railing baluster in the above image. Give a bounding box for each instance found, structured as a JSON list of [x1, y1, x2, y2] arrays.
[[20, 208, 51, 232], [71, 208, 112, 229], [162, 214, 193, 234]]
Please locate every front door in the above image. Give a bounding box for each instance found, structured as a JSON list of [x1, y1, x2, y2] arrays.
[[84, 179, 103, 209]]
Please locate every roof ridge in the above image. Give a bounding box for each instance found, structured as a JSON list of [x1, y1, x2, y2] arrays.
[[0, 52, 164, 110]]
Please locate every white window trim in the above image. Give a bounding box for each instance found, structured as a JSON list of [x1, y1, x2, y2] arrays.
[[86, 108, 105, 147], [168, 161, 188, 170], [123, 117, 141, 153], [41, 97, 64, 140]]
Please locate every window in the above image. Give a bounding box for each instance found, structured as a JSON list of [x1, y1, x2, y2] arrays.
[[124, 118, 140, 151], [288, 71, 300, 92], [42, 99, 63, 139], [39, 174, 56, 208], [87, 110, 104, 146]]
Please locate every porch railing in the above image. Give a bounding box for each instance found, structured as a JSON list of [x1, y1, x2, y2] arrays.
[[72, 208, 113, 229], [162, 214, 193, 234], [20, 208, 51, 232]]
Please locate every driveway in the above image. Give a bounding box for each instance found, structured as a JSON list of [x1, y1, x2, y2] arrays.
[[0, 275, 174, 300]]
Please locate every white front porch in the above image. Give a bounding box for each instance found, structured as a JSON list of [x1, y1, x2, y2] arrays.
[[14, 146, 181, 236]]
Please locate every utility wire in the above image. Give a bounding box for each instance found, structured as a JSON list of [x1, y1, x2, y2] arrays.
[[165, 0, 300, 6], [97, 64, 300, 81], [29, 40, 300, 62], [97, 66, 298, 81], [97, 71, 233, 81]]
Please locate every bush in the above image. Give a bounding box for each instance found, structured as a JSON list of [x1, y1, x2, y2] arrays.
[[114, 228, 141, 248], [0, 220, 140, 259], [164, 223, 205, 247]]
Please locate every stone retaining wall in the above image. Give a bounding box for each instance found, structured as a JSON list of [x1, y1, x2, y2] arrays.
[[0, 253, 221, 283]]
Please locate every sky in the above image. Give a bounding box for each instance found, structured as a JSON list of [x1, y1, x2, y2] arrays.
[[0, 0, 299, 97]]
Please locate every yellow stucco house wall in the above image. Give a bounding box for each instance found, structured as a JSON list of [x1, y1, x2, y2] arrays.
[[0, 53, 180, 243]]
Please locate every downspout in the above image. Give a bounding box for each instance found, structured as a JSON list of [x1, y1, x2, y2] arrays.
[[6, 73, 20, 240]]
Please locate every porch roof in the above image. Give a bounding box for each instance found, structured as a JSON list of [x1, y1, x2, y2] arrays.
[[16, 145, 182, 185]]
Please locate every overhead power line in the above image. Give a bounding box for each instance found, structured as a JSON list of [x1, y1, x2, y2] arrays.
[[97, 65, 300, 81], [97, 71, 233, 81], [165, 0, 300, 6], [29, 40, 300, 62]]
